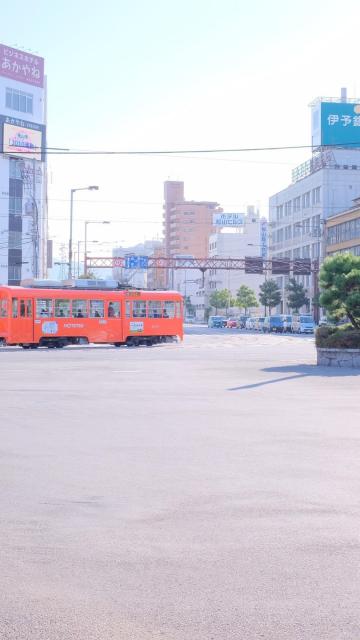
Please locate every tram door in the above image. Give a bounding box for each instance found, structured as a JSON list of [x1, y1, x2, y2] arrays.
[[10, 297, 34, 344], [106, 300, 123, 342]]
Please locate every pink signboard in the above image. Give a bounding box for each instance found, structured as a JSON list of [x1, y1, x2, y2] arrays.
[[0, 43, 44, 88]]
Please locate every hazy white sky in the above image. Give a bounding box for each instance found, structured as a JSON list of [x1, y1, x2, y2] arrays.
[[2, 0, 360, 256]]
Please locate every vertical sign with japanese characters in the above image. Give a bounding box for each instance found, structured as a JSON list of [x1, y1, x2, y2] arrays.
[[0, 44, 44, 88], [319, 102, 360, 148]]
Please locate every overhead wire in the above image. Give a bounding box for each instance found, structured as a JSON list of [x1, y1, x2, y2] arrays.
[[4, 141, 360, 155]]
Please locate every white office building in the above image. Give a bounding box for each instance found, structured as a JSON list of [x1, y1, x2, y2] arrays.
[[193, 209, 268, 319], [269, 148, 360, 310], [0, 43, 47, 285], [269, 91, 360, 311]]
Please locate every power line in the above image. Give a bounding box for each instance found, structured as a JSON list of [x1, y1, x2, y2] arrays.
[[5, 141, 360, 156]]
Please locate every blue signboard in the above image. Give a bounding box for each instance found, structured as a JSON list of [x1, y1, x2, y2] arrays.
[[319, 102, 360, 147], [124, 255, 149, 269]]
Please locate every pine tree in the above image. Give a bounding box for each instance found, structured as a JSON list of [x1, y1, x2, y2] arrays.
[[258, 279, 281, 316], [286, 278, 309, 313]]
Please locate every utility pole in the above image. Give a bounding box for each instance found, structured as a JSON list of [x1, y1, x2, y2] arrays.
[[32, 158, 39, 278]]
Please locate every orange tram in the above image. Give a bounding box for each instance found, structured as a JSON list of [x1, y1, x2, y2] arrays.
[[0, 281, 183, 349]]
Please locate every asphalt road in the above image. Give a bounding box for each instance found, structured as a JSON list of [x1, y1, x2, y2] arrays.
[[1, 327, 359, 639]]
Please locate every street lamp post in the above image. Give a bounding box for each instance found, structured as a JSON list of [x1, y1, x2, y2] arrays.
[[68, 186, 99, 279], [84, 220, 110, 276]]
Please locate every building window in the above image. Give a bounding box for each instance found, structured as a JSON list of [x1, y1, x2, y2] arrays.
[[302, 192, 311, 208], [327, 217, 360, 245], [8, 230, 22, 249], [276, 205, 283, 220], [9, 159, 23, 180], [293, 224, 301, 238], [285, 225, 292, 240], [303, 218, 310, 234], [312, 186, 321, 205], [293, 196, 301, 212], [285, 201, 292, 216], [6, 87, 33, 114]]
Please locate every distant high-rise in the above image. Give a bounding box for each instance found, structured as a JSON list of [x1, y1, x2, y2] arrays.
[[0, 43, 47, 284], [163, 180, 222, 260]]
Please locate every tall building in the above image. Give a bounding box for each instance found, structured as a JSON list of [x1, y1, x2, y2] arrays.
[[269, 91, 360, 311], [0, 43, 47, 285], [163, 180, 222, 261]]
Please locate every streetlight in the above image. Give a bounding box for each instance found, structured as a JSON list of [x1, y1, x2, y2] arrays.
[[84, 220, 110, 276], [68, 186, 99, 278]]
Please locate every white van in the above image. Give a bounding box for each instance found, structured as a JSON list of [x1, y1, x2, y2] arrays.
[[291, 314, 315, 334]]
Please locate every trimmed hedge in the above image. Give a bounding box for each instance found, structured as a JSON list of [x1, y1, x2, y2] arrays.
[[316, 324, 360, 349]]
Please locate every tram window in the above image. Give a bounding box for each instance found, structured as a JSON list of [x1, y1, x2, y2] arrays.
[[175, 302, 181, 317], [148, 301, 161, 318], [0, 299, 8, 317], [36, 299, 53, 318], [55, 299, 71, 318], [26, 300, 32, 317], [164, 301, 175, 318], [107, 301, 120, 318], [71, 300, 88, 318], [90, 300, 104, 318], [20, 300, 26, 317], [125, 301, 131, 318], [12, 298, 18, 318], [133, 300, 146, 317]]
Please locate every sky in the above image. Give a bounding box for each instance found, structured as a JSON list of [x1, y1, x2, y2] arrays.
[[1, 0, 360, 259]]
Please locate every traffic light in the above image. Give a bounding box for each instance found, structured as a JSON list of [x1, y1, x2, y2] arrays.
[[293, 258, 311, 275], [244, 256, 264, 274], [271, 258, 290, 275]]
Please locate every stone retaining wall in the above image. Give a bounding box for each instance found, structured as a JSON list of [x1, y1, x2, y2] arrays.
[[317, 348, 360, 368]]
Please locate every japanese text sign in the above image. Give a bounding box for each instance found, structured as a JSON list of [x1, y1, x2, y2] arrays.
[[213, 213, 245, 227], [319, 102, 360, 148], [0, 114, 46, 161], [0, 43, 44, 88]]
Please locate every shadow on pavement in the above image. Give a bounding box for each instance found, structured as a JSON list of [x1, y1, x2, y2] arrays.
[[228, 363, 360, 391]]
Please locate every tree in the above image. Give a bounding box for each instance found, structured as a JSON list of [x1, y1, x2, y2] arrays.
[[286, 278, 309, 313], [78, 271, 97, 280], [319, 254, 360, 329], [235, 285, 258, 314], [209, 289, 232, 313], [258, 279, 281, 316]]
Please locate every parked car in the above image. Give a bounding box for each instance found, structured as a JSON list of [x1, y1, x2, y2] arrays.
[[291, 314, 315, 334], [254, 317, 265, 331], [238, 315, 250, 329], [208, 315, 227, 328], [263, 315, 284, 333], [226, 317, 238, 329], [245, 317, 256, 330]]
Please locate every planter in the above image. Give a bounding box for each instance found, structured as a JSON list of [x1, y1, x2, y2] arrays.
[[317, 348, 360, 368]]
